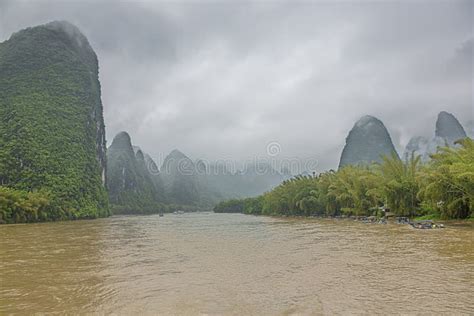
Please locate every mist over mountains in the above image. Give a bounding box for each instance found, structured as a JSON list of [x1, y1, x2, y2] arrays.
[[0, 19, 471, 221], [403, 111, 468, 162], [107, 131, 290, 211], [107, 109, 470, 212], [339, 115, 399, 168], [1, 1, 471, 171]]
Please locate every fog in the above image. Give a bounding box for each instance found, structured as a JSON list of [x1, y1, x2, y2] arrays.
[[0, 0, 472, 171]]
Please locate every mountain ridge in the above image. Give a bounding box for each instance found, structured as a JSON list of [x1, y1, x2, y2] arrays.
[[339, 115, 399, 168], [0, 21, 109, 222]]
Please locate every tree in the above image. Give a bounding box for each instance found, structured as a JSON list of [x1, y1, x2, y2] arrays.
[[377, 152, 421, 217], [327, 166, 380, 216], [418, 138, 473, 219]]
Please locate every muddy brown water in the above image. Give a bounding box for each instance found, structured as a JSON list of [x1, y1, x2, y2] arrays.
[[1, 213, 473, 315]]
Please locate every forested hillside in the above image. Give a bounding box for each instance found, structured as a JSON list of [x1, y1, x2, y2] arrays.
[[0, 21, 109, 223], [107, 132, 164, 214]]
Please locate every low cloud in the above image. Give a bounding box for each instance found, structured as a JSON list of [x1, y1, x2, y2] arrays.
[[1, 0, 472, 171]]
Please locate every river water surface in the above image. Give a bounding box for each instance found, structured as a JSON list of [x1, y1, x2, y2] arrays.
[[1, 213, 473, 315]]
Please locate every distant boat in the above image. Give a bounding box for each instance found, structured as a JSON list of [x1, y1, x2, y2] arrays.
[[159, 213, 164, 217]]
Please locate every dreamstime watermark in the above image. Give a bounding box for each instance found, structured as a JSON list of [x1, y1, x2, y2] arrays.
[[145, 141, 319, 177], [266, 141, 281, 157]]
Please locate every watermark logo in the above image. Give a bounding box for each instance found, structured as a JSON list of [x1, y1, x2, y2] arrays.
[[146, 141, 319, 177], [266, 141, 281, 157]]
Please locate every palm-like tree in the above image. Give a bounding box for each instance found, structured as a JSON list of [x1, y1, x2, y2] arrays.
[[328, 166, 380, 216], [418, 138, 473, 219], [377, 152, 421, 217]]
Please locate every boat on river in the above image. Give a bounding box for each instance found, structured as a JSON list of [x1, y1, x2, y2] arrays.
[[410, 220, 444, 229]]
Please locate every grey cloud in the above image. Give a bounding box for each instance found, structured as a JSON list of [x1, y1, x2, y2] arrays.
[[1, 0, 472, 171]]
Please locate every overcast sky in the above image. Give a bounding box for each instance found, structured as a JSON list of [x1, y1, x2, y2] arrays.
[[1, 0, 472, 171]]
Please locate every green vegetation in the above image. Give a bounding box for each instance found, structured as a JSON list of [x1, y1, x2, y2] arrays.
[[106, 132, 162, 213], [106, 135, 212, 214], [0, 22, 109, 223], [0, 187, 50, 223], [414, 214, 441, 221], [160, 149, 204, 207], [213, 196, 263, 214], [215, 139, 473, 220], [111, 203, 208, 215], [418, 139, 474, 219]]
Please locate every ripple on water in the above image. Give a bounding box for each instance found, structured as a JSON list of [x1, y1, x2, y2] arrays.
[[0, 213, 473, 315]]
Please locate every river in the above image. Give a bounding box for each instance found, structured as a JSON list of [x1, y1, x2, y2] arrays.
[[0, 213, 473, 315]]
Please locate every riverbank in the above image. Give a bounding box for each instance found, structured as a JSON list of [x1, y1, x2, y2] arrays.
[[238, 212, 474, 230]]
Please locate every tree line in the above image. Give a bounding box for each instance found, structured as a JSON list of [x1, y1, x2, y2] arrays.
[[2, 138, 472, 223], [214, 138, 473, 220]]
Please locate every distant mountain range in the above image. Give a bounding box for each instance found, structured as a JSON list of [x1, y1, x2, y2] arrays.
[[403, 111, 467, 162], [107, 132, 289, 212], [109, 111, 471, 212], [338, 111, 470, 168]]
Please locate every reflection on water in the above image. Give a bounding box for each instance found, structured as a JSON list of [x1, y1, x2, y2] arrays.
[[0, 213, 473, 314]]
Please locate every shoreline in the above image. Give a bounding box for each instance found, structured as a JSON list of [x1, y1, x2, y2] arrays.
[[226, 212, 474, 229]]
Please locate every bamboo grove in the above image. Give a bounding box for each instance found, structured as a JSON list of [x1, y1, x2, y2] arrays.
[[214, 138, 474, 220]]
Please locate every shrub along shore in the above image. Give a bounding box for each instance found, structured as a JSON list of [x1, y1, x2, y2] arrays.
[[214, 138, 473, 221]]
